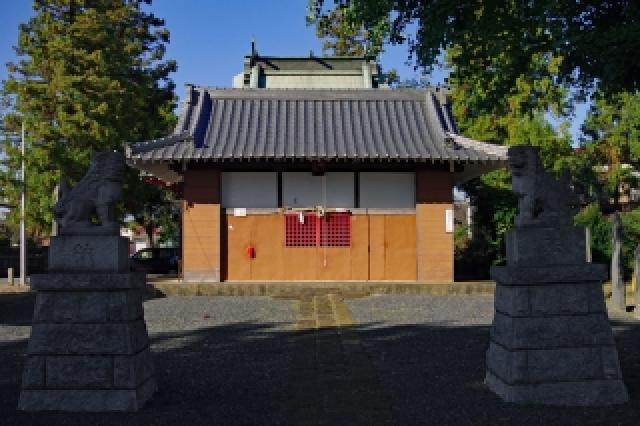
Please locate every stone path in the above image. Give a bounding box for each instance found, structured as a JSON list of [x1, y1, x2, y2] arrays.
[[287, 293, 393, 425]]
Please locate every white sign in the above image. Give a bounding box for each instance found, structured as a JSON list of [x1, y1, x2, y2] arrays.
[[233, 208, 247, 217], [445, 208, 454, 233]]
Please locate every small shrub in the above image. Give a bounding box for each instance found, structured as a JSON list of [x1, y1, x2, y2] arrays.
[[575, 204, 640, 279]]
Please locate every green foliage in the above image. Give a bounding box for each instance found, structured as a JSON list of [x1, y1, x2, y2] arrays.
[[462, 169, 517, 267], [309, 1, 640, 281], [1, 0, 177, 238], [127, 180, 179, 248], [318, 0, 640, 95], [621, 209, 640, 277], [446, 9, 573, 274], [453, 224, 468, 251], [575, 204, 640, 279], [307, 0, 390, 57], [574, 203, 611, 265], [580, 91, 640, 209], [444, 18, 574, 171]]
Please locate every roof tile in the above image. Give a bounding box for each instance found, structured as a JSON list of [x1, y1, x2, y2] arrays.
[[127, 88, 508, 163]]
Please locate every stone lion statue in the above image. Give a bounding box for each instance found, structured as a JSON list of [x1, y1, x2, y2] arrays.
[[508, 145, 578, 227], [54, 151, 126, 235]]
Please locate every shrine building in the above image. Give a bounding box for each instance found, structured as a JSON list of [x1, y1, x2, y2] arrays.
[[126, 51, 508, 282]]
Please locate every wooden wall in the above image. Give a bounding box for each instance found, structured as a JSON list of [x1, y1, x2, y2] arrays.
[[416, 170, 454, 282], [180, 167, 454, 282], [223, 213, 416, 281], [182, 169, 221, 281]]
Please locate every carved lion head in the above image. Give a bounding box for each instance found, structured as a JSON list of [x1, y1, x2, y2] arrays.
[[508, 146, 539, 177]]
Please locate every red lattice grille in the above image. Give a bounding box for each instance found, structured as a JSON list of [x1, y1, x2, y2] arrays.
[[285, 213, 318, 247], [285, 212, 351, 247], [320, 213, 351, 247]]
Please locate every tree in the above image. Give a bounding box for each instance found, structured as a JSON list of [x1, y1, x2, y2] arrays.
[[312, 0, 640, 96], [580, 91, 640, 211], [306, 0, 401, 85], [128, 178, 180, 247], [306, 0, 389, 57], [0, 0, 177, 238], [452, 49, 573, 266], [309, 1, 574, 167]]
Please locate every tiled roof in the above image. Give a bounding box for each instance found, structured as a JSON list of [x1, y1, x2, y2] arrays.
[[127, 87, 508, 163]]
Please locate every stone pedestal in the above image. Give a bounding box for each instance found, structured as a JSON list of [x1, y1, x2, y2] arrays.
[[486, 226, 629, 405], [18, 236, 156, 411]]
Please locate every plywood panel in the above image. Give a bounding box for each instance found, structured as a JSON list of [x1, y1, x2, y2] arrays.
[[182, 170, 220, 280], [316, 247, 352, 280], [221, 212, 422, 282], [350, 214, 369, 280], [415, 169, 454, 282], [225, 216, 251, 280], [182, 200, 220, 277], [183, 217, 219, 242], [225, 213, 364, 281], [248, 214, 285, 280], [281, 248, 318, 280], [183, 205, 224, 221], [416, 203, 453, 282], [368, 215, 386, 280], [384, 215, 417, 280], [225, 214, 319, 280]]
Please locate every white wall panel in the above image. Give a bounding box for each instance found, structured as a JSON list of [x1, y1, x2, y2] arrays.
[[359, 172, 415, 208], [221, 172, 277, 208], [282, 172, 354, 208], [326, 172, 355, 207]]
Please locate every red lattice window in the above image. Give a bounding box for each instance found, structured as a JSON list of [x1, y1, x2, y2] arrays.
[[320, 213, 351, 247], [285, 213, 318, 247], [285, 212, 351, 247]]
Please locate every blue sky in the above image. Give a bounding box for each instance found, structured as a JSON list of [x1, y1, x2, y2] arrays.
[[1, 0, 585, 141]]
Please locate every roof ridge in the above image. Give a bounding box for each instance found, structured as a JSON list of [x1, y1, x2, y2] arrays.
[[194, 86, 437, 92], [196, 88, 437, 101]]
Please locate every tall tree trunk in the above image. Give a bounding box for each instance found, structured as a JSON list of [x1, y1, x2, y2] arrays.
[[144, 222, 155, 248]]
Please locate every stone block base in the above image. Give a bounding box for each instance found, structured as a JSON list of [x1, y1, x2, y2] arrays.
[[48, 236, 129, 273], [18, 376, 157, 412], [485, 371, 628, 406], [19, 271, 155, 412], [506, 226, 587, 266], [487, 263, 629, 406]]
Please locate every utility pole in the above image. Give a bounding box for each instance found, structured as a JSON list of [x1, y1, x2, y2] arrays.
[[20, 121, 26, 286]]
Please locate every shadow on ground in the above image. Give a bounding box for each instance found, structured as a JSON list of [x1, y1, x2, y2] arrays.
[[0, 293, 640, 425]]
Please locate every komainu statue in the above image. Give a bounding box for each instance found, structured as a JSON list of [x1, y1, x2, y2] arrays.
[[508, 145, 578, 226], [53, 151, 125, 235]]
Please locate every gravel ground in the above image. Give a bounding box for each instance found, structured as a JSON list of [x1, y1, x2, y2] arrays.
[[348, 294, 495, 327], [347, 295, 640, 426], [0, 294, 296, 426], [2, 292, 640, 425]]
